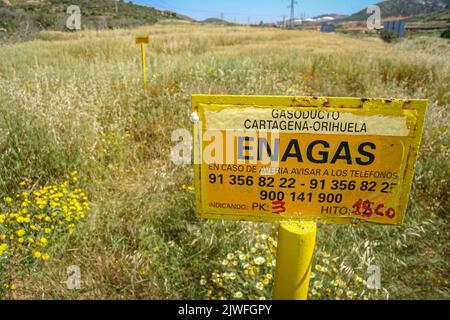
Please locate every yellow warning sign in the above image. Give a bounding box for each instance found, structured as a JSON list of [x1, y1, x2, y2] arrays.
[[135, 36, 149, 44], [192, 95, 427, 225]]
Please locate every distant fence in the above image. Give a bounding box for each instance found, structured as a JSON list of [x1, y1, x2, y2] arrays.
[[383, 20, 406, 37], [320, 23, 336, 33]]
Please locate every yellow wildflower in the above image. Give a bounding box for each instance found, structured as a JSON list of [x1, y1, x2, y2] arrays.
[[255, 282, 264, 290], [253, 257, 265, 265], [39, 237, 48, 247], [313, 280, 323, 289], [234, 292, 243, 299]]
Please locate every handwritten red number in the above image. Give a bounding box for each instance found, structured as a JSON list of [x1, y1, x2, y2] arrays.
[[362, 200, 373, 217], [352, 200, 396, 219], [375, 204, 384, 216], [385, 208, 396, 219], [272, 201, 286, 214], [352, 199, 363, 215]]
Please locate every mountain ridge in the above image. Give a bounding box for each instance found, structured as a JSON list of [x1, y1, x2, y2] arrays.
[[342, 0, 450, 22]]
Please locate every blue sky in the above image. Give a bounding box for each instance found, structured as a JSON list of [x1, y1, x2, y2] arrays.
[[135, 0, 380, 23]]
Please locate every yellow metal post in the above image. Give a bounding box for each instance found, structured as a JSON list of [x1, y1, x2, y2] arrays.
[[136, 36, 149, 89], [273, 221, 317, 300], [140, 42, 147, 89]]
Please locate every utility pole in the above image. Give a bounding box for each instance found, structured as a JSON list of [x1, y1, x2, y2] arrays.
[[220, 12, 224, 21], [289, 0, 296, 28], [283, 15, 287, 29], [248, 16, 251, 26]]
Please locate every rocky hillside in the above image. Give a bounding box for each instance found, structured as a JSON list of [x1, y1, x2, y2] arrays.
[[0, 0, 188, 39], [343, 0, 449, 21]]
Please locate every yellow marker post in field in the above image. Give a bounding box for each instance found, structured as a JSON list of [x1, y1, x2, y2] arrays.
[[192, 94, 427, 299], [135, 36, 149, 88], [273, 221, 316, 300]]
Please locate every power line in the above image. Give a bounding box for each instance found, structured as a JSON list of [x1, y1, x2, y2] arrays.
[[144, 0, 285, 19]]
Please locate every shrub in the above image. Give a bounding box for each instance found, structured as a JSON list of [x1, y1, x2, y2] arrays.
[[35, 11, 57, 29], [441, 29, 450, 39], [380, 30, 398, 43], [0, 8, 20, 31]]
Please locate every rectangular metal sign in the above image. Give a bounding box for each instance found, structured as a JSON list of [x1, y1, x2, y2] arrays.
[[135, 36, 149, 44], [192, 95, 427, 225]]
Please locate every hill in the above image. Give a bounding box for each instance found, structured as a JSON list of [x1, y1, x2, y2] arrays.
[[408, 7, 450, 22], [312, 13, 349, 20], [201, 17, 232, 25], [0, 0, 189, 39], [343, 0, 450, 21]]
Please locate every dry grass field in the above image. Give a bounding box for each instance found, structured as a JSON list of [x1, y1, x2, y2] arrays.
[[0, 23, 449, 299]]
